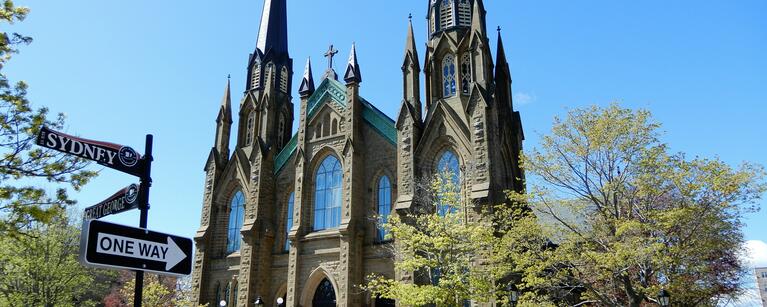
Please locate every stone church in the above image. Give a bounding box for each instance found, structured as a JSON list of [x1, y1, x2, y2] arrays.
[[191, 0, 524, 306]]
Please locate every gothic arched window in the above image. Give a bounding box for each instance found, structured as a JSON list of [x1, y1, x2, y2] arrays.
[[439, 0, 454, 30], [436, 150, 460, 216], [280, 66, 289, 93], [461, 53, 472, 95], [285, 192, 294, 251], [458, 0, 471, 26], [314, 156, 342, 231], [227, 191, 245, 253], [245, 112, 255, 146], [443, 55, 457, 97], [377, 175, 392, 242]]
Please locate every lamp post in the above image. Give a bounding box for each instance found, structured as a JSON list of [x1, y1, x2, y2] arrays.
[[506, 283, 519, 306], [658, 289, 670, 307], [219, 300, 226, 307], [276, 297, 285, 307], [254, 296, 264, 306]]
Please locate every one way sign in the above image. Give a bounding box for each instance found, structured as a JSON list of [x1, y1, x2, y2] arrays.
[[80, 220, 193, 276]]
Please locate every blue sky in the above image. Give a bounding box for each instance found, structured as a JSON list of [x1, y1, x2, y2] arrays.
[[6, 0, 766, 298]]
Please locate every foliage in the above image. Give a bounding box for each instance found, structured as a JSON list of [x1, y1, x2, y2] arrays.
[[0, 209, 118, 306], [115, 273, 206, 307], [502, 104, 766, 306], [0, 0, 97, 237], [365, 172, 506, 306]]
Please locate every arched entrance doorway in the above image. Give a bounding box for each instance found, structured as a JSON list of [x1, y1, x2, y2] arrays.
[[312, 278, 336, 307]]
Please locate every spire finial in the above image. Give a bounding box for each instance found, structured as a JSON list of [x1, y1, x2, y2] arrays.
[[227, 74, 231, 80], [408, 13, 412, 21], [497, 26, 501, 33]]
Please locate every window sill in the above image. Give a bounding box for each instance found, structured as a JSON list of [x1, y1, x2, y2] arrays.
[[303, 229, 341, 241]]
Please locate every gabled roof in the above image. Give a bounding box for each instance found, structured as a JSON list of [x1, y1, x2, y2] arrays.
[[274, 78, 396, 174]]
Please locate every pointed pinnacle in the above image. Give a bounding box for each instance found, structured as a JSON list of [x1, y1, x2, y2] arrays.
[[299, 57, 316, 96], [344, 43, 362, 84], [217, 77, 233, 123]]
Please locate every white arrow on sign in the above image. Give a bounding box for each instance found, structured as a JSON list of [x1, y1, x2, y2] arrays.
[[96, 233, 187, 270]]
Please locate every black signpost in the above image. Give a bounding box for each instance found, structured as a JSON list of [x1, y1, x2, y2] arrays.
[[36, 127, 165, 307], [80, 219, 193, 276]]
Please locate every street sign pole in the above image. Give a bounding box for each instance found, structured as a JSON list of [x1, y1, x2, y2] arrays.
[[134, 135, 153, 307]]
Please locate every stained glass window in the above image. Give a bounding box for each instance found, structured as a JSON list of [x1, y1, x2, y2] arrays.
[[436, 150, 460, 216], [314, 156, 342, 230], [227, 191, 245, 253], [377, 176, 392, 242], [443, 55, 457, 97]]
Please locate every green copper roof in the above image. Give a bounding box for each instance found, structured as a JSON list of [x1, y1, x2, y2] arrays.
[[274, 78, 396, 174], [274, 134, 298, 174], [360, 98, 396, 144]]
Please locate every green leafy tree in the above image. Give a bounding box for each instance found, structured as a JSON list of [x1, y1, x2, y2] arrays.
[[365, 173, 504, 306], [0, 0, 96, 237], [117, 273, 207, 307], [502, 104, 766, 306], [0, 209, 118, 306]]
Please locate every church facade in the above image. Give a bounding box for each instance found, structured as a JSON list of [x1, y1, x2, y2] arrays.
[[191, 0, 524, 306]]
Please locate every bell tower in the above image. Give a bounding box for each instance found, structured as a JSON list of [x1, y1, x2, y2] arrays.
[[240, 0, 294, 153]]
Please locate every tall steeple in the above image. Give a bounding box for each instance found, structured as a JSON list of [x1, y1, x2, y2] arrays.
[[246, 0, 292, 93], [256, 0, 288, 56], [237, 0, 293, 152]]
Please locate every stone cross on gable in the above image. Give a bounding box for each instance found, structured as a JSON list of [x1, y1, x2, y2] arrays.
[[324, 44, 339, 70]]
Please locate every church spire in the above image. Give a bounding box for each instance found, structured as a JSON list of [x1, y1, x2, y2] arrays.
[[255, 0, 288, 56], [402, 16, 422, 122], [216, 76, 233, 124], [404, 15, 420, 69], [214, 77, 232, 160], [344, 43, 362, 84], [495, 28, 513, 111], [299, 57, 315, 97]]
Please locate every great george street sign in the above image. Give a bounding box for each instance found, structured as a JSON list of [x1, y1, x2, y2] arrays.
[[83, 184, 140, 220], [80, 220, 193, 276], [36, 126, 145, 177]]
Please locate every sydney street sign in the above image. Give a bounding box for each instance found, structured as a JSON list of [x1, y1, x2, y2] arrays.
[[36, 126, 145, 177]]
